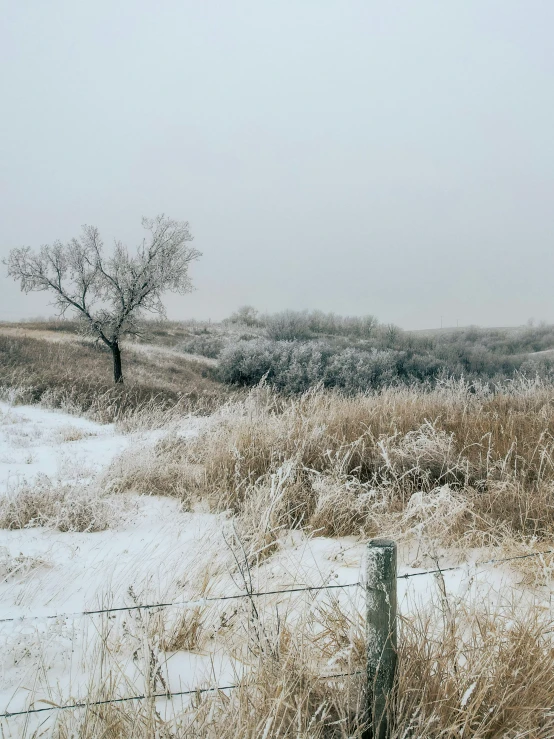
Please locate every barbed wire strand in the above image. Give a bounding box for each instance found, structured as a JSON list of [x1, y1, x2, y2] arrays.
[[2, 547, 553, 719], [397, 548, 553, 580], [0, 582, 361, 625], [0, 671, 364, 719], [1, 548, 551, 624]]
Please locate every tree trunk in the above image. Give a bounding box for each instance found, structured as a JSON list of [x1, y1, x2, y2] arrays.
[[111, 342, 124, 384]]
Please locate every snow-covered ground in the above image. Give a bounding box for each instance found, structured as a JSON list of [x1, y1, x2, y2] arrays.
[[0, 402, 549, 733], [0, 402, 125, 487], [0, 404, 236, 726]]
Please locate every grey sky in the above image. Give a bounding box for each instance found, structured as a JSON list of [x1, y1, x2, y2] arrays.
[[1, 1, 553, 329]]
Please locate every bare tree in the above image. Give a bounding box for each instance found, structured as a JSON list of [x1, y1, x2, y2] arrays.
[[5, 215, 201, 383]]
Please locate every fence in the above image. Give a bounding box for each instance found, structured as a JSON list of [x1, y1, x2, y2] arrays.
[[1, 544, 552, 737]]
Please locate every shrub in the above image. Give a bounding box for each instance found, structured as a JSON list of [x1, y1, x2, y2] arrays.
[[219, 339, 415, 393], [251, 309, 380, 339], [226, 305, 261, 327], [307, 311, 378, 338], [264, 311, 313, 341], [324, 347, 399, 392], [178, 334, 225, 358], [219, 339, 336, 392], [219, 332, 554, 394], [261, 310, 380, 340]]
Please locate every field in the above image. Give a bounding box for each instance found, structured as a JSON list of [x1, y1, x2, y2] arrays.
[[1, 323, 554, 737]]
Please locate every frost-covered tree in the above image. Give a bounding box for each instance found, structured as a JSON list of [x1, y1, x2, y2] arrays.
[[5, 215, 201, 383], [227, 305, 260, 326]]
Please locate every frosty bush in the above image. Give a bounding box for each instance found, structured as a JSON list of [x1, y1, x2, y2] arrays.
[[218, 334, 554, 394], [262, 309, 379, 341], [218, 338, 277, 386], [226, 305, 261, 327], [221, 311, 554, 386], [303, 310, 378, 338], [226, 308, 380, 339], [218, 339, 330, 392], [179, 334, 225, 358], [324, 347, 398, 392], [264, 311, 314, 341], [218, 339, 403, 393]]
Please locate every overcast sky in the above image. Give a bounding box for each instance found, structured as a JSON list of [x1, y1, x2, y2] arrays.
[[1, 1, 553, 329]]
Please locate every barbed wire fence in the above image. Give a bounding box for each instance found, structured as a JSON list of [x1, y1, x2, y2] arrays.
[[0, 546, 552, 732]]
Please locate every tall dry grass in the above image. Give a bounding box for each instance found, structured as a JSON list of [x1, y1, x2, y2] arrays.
[[41, 594, 554, 738], [393, 597, 554, 737], [0, 475, 128, 532], [107, 379, 554, 550]]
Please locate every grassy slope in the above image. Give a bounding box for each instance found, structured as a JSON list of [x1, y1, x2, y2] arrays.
[[0, 329, 230, 422]]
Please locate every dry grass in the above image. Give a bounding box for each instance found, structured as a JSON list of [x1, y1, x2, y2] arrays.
[[394, 597, 554, 738], [0, 332, 230, 426], [48, 592, 367, 739], [105, 380, 554, 550], [0, 548, 48, 581], [104, 434, 201, 505], [40, 593, 554, 738], [0, 475, 127, 532]]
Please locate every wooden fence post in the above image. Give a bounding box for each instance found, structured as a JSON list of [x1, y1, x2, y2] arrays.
[[365, 538, 397, 739]]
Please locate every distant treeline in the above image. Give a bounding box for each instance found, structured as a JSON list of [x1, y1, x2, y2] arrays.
[[182, 308, 554, 393], [17, 310, 554, 394]]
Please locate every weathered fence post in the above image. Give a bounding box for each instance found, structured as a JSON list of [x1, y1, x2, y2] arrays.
[[364, 538, 397, 739]]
